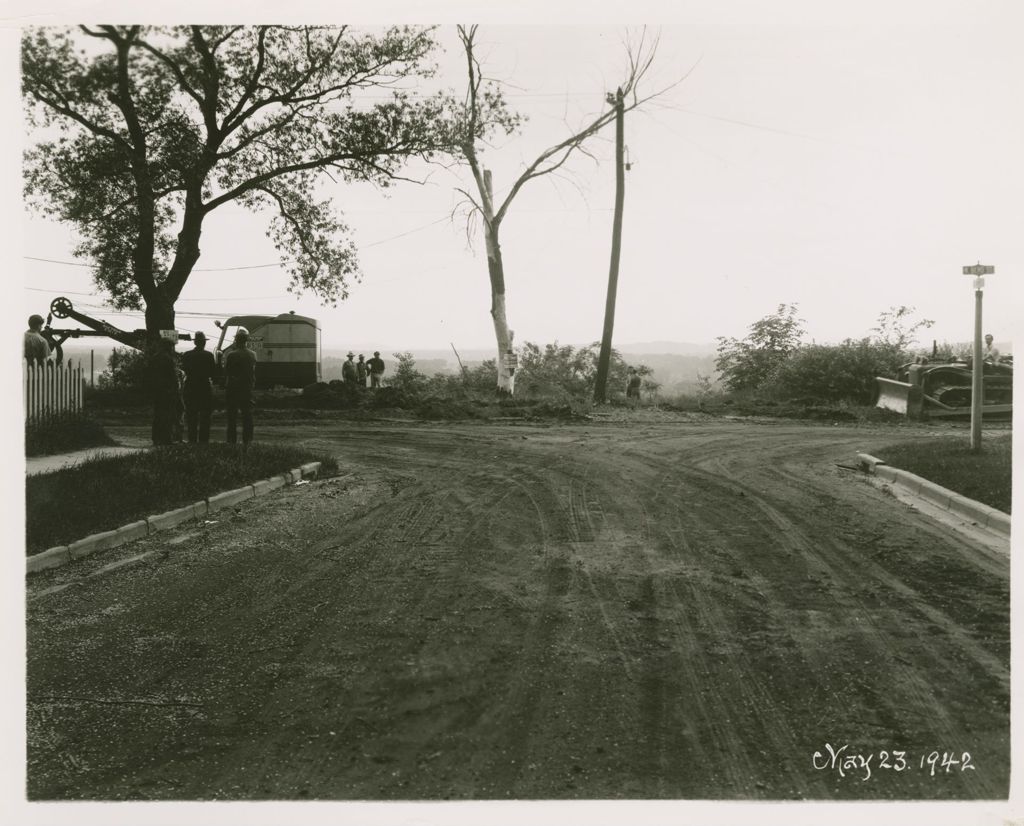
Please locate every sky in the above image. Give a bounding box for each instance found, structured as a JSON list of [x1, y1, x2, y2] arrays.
[[10, 1, 1024, 356]]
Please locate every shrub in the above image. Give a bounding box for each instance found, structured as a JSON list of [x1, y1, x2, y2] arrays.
[[515, 341, 649, 401], [389, 352, 430, 394], [715, 304, 805, 392], [768, 339, 906, 404], [98, 345, 149, 389]]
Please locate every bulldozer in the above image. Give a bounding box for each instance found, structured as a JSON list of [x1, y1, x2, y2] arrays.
[[875, 357, 1012, 419]]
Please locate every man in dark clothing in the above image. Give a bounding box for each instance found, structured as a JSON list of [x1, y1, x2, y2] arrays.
[[626, 367, 642, 406], [149, 338, 180, 446], [225, 328, 257, 446], [181, 331, 216, 443], [368, 351, 386, 388], [23, 314, 51, 365]]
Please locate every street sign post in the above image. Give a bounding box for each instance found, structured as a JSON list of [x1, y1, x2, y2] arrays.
[[964, 264, 994, 452]]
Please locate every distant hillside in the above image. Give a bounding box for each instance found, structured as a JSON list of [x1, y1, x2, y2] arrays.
[[323, 345, 720, 393], [615, 341, 717, 356]]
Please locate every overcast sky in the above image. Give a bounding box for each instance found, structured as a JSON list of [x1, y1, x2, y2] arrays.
[[10, 3, 1024, 356], [3, 4, 1023, 826]]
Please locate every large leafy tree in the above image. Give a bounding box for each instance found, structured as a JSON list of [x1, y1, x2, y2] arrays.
[[22, 25, 453, 339]]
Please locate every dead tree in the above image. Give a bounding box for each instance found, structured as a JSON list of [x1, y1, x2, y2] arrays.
[[453, 25, 675, 395]]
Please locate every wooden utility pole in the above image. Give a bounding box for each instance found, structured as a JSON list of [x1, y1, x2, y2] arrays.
[[594, 88, 626, 403]]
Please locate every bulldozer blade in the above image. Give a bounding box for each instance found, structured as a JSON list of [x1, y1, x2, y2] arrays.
[[875, 377, 921, 417]]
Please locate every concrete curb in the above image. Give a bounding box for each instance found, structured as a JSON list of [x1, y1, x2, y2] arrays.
[[857, 452, 1010, 537], [26, 461, 322, 575]]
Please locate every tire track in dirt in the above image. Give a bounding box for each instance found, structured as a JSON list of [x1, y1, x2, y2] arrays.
[[542, 441, 774, 797], [593, 445, 823, 797], [613, 431, 1005, 797]]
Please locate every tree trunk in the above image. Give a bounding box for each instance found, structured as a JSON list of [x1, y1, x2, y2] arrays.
[[144, 295, 176, 349], [491, 293, 515, 395], [482, 170, 516, 395]]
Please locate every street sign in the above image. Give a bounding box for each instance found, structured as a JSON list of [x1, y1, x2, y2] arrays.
[[159, 329, 178, 341], [963, 264, 994, 275]]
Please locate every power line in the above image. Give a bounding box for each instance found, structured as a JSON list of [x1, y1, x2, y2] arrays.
[[24, 212, 453, 272]]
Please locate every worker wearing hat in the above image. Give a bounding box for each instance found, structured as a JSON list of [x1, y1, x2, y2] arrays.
[[367, 350, 386, 388], [181, 331, 217, 443], [224, 327, 257, 446], [342, 351, 358, 384]]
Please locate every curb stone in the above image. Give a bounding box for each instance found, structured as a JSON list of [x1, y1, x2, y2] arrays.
[[69, 529, 121, 561], [857, 452, 1009, 538], [26, 546, 70, 573], [253, 476, 288, 497], [26, 462, 325, 575], [147, 505, 197, 533], [208, 485, 255, 511]]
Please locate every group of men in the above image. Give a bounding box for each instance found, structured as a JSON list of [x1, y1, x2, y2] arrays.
[[341, 351, 386, 388], [150, 327, 255, 447]]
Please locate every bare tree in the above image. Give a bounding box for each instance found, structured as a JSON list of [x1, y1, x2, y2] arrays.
[[452, 25, 674, 395]]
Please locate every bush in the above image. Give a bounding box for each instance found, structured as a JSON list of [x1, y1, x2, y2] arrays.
[[515, 341, 650, 401], [98, 346, 150, 389], [768, 339, 906, 404], [715, 304, 804, 392]]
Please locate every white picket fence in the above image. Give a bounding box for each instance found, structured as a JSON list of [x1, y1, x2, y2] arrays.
[[23, 359, 85, 427]]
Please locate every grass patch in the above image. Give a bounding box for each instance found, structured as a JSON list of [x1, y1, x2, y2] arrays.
[[875, 434, 1011, 514], [26, 443, 339, 555], [26, 418, 118, 458]]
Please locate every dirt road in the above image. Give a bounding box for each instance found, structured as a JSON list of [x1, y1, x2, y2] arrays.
[[26, 417, 1009, 800]]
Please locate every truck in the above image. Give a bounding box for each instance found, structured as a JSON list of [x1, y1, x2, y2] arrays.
[[213, 311, 321, 389]]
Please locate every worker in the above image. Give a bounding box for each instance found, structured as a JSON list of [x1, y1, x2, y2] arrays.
[[148, 338, 180, 446], [23, 314, 51, 366], [342, 352, 358, 383], [626, 367, 642, 406], [181, 331, 216, 443], [368, 351, 386, 388], [225, 327, 257, 447], [356, 354, 368, 388], [984, 334, 1001, 364]]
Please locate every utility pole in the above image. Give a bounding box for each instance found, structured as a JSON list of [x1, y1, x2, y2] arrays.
[[962, 262, 994, 453], [594, 87, 626, 404]]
